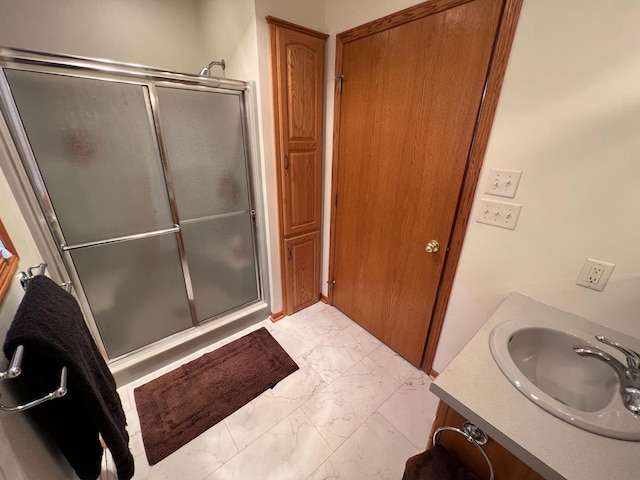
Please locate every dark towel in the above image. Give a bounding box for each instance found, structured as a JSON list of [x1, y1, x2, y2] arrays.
[[3, 275, 134, 480], [403, 444, 480, 480]]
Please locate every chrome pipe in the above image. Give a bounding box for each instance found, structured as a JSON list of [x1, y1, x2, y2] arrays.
[[199, 60, 226, 77]]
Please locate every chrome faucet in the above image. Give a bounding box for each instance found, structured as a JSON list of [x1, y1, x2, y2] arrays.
[[573, 336, 640, 415]]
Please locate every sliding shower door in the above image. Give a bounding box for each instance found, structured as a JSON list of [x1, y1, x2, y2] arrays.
[[1, 56, 263, 360], [3, 70, 193, 358], [155, 87, 258, 322]]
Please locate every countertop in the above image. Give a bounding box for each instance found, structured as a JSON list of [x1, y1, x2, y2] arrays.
[[430, 292, 638, 480]]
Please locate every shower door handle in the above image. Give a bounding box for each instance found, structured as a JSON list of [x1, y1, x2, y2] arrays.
[[61, 225, 180, 251]]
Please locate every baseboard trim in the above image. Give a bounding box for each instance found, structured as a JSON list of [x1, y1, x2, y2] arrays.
[[270, 311, 285, 322], [320, 294, 329, 304], [428, 369, 439, 380]]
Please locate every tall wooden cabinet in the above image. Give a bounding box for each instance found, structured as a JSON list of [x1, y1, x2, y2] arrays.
[[267, 17, 328, 315]]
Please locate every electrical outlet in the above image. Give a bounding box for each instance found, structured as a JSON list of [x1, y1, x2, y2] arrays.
[[485, 168, 522, 198], [585, 265, 604, 284], [576, 258, 615, 292], [476, 199, 522, 230]]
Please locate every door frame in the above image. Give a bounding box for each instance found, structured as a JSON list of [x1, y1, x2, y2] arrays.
[[327, 0, 524, 375]]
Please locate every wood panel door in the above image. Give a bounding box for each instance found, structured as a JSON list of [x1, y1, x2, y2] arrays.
[[331, 0, 505, 366], [284, 232, 320, 313], [270, 20, 325, 238]]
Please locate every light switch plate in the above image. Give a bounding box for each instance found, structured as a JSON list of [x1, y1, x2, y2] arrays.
[[476, 199, 522, 230], [485, 168, 522, 198]]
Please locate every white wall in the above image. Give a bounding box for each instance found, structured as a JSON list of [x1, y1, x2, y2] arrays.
[[433, 0, 640, 371]]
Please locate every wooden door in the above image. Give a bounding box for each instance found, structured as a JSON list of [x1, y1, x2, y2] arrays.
[[331, 0, 505, 366]]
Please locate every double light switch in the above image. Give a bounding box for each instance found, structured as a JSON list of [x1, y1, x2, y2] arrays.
[[476, 168, 523, 230]]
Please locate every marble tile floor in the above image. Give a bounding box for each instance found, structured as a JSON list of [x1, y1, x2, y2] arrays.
[[108, 302, 442, 480]]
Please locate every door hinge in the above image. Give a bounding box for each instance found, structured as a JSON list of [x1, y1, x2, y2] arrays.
[[284, 153, 290, 170], [336, 75, 344, 94], [288, 248, 292, 260], [334, 194, 338, 207]]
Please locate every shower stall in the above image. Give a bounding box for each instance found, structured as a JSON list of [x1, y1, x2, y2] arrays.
[[0, 47, 270, 365]]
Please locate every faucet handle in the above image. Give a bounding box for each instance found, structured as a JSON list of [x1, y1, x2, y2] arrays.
[[596, 335, 640, 370]]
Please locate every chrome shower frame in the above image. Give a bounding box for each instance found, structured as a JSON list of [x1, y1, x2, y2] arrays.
[[0, 46, 271, 373]]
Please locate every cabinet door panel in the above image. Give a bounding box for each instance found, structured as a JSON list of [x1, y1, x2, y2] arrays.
[[283, 149, 321, 234], [286, 43, 318, 142], [284, 232, 320, 313], [275, 26, 325, 237]]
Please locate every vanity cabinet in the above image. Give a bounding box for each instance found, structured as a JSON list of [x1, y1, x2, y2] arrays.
[[429, 401, 545, 480], [267, 17, 328, 315]]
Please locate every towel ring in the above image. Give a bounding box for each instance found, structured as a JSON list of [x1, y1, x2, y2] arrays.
[[433, 421, 495, 480]]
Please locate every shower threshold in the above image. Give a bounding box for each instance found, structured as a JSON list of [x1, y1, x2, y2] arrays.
[[108, 301, 270, 386]]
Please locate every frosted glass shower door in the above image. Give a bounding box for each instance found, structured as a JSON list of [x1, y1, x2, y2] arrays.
[[5, 69, 193, 358], [156, 87, 259, 322]]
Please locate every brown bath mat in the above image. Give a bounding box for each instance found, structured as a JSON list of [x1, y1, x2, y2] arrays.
[[134, 327, 298, 465]]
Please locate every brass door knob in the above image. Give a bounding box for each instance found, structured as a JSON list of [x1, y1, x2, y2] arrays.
[[425, 240, 440, 253]]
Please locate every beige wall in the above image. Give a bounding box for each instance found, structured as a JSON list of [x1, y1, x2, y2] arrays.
[[433, 0, 640, 370], [0, 118, 74, 479], [0, 2, 209, 477], [0, 0, 208, 72]]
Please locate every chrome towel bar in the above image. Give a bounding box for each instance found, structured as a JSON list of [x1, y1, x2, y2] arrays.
[[19, 262, 72, 292], [1, 262, 70, 412], [60, 224, 180, 251], [0, 344, 68, 412]]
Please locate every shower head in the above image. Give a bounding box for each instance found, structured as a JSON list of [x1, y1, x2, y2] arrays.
[[199, 60, 226, 77]]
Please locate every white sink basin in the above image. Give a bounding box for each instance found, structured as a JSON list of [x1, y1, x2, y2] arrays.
[[490, 318, 640, 440]]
